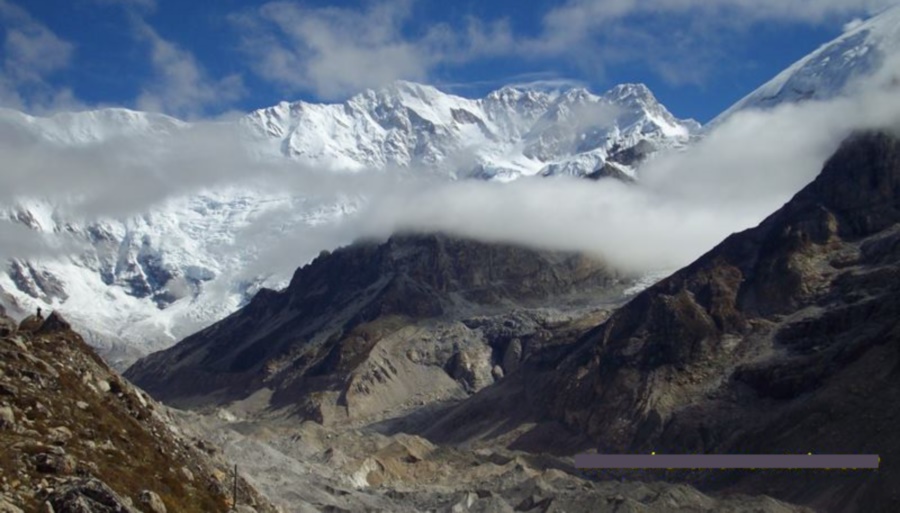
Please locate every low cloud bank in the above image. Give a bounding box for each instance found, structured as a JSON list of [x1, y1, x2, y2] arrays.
[[3, 65, 900, 281], [344, 88, 900, 273]]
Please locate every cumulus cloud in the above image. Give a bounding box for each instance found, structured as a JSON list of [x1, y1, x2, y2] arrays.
[[322, 89, 900, 275], [539, 0, 896, 34], [0, 118, 253, 216]]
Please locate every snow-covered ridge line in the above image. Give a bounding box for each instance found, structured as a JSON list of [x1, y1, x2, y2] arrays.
[[712, 4, 900, 125], [5, 0, 899, 366], [0, 80, 697, 367]]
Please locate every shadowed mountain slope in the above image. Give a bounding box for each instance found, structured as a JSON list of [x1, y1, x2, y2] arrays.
[[416, 132, 900, 513], [126, 235, 626, 424]]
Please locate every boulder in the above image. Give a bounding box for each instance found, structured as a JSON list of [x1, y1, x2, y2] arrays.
[[0, 405, 14, 430], [38, 312, 72, 335], [18, 315, 43, 333], [502, 339, 523, 375], [138, 491, 166, 513], [34, 452, 77, 475], [47, 478, 140, 513]]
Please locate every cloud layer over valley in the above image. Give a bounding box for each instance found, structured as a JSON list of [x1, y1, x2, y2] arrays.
[[4, 68, 900, 281]]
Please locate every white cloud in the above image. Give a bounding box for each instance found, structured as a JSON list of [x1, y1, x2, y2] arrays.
[[0, 0, 80, 112], [0, 220, 86, 262], [524, 0, 900, 86], [231, 0, 515, 99], [232, 0, 423, 98], [539, 0, 897, 35], [132, 19, 244, 119], [330, 87, 900, 275], [4, 43, 900, 281], [844, 17, 866, 31], [231, 0, 900, 96]]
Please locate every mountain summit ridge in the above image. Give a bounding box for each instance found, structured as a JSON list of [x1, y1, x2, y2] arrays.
[[0, 80, 695, 366], [238, 79, 698, 179], [713, 5, 900, 123]]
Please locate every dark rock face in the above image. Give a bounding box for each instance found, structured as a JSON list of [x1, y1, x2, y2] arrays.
[[47, 478, 140, 513], [608, 139, 657, 167], [542, 132, 900, 511], [126, 234, 621, 420], [7, 261, 69, 304], [37, 311, 72, 334], [584, 162, 636, 183]]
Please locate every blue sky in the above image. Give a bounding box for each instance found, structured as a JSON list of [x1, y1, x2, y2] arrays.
[[0, 0, 895, 122]]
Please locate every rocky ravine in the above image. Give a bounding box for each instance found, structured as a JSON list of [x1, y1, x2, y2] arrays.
[[125, 234, 630, 426], [124, 234, 817, 511], [0, 307, 278, 512]]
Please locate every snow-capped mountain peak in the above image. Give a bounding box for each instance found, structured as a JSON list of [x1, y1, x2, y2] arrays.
[[713, 5, 900, 124], [240, 80, 699, 180], [0, 80, 697, 367]]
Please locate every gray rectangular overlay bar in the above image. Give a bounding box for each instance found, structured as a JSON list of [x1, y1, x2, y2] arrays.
[[574, 454, 880, 469]]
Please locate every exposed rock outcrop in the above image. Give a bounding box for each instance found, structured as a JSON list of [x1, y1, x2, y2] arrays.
[[401, 132, 900, 512], [126, 235, 625, 424], [541, 131, 900, 511]]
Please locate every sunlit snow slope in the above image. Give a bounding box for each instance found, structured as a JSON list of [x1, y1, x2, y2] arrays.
[[0, 82, 697, 368], [713, 5, 900, 124]]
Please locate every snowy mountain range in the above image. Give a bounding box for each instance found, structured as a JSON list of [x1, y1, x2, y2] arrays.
[[2, 4, 899, 368], [241, 81, 699, 180], [0, 82, 698, 368]]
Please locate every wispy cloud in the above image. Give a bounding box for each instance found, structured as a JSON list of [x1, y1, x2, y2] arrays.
[[230, 0, 514, 99], [437, 72, 588, 95], [518, 0, 900, 87], [0, 0, 81, 112], [231, 0, 424, 99], [5, 10, 900, 280], [131, 18, 244, 119], [230, 0, 899, 97]]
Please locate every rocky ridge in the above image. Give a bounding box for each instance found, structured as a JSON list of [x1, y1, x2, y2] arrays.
[[125, 234, 629, 427], [0, 307, 278, 512], [429, 131, 900, 512]]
